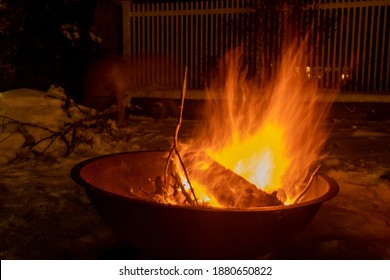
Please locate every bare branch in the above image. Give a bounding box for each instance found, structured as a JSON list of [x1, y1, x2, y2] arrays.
[[163, 67, 198, 205], [0, 104, 122, 158]]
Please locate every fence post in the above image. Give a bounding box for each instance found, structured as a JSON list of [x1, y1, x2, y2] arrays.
[[121, 0, 131, 56]]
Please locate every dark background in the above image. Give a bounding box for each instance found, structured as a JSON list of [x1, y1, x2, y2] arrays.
[[0, 0, 103, 100]]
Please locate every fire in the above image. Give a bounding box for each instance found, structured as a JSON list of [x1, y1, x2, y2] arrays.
[[184, 42, 336, 205], [187, 180, 221, 208], [209, 121, 290, 192]]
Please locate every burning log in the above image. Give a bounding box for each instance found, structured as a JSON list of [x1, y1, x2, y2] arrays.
[[151, 65, 281, 208], [182, 151, 282, 208]]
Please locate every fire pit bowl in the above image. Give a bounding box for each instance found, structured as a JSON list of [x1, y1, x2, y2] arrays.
[[71, 150, 339, 259]]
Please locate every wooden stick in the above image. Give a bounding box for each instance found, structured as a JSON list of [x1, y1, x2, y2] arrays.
[[293, 164, 321, 204], [174, 66, 187, 148], [163, 149, 175, 190], [176, 151, 197, 204], [163, 67, 198, 205]]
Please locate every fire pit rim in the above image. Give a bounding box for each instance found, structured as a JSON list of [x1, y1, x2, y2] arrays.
[[71, 150, 339, 212]]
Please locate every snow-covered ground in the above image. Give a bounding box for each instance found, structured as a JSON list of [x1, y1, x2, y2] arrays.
[[1, 88, 389, 259]]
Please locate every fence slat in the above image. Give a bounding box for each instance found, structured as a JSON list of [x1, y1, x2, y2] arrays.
[[339, 1, 345, 89], [361, 6, 369, 90], [386, 6, 390, 92], [367, 6, 375, 91], [373, 5, 381, 91], [331, 7, 338, 88], [349, 4, 356, 91], [379, 5, 388, 92], [121, 1, 130, 56]]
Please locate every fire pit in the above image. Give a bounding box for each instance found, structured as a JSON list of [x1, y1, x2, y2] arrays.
[[71, 150, 339, 259]]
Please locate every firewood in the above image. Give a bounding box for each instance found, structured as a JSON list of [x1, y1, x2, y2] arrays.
[[182, 151, 282, 208]]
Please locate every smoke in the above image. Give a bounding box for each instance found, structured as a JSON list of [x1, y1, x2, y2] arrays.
[[83, 55, 178, 124]]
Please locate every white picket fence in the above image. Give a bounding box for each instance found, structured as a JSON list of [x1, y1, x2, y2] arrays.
[[121, 0, 390, 93]]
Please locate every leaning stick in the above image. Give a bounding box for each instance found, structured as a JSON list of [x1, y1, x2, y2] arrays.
[[163, 67, 198, 205], [293, 164, 321, 204]]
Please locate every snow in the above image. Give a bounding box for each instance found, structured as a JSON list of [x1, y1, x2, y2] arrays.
[[0, 87, 82, 161], [0, 88, 390, 259]]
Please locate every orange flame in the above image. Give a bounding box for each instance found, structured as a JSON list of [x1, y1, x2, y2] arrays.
[[186, 42, 336, 204]]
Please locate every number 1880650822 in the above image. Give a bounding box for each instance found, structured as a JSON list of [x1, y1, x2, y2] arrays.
[[212, 267, 272, 276]]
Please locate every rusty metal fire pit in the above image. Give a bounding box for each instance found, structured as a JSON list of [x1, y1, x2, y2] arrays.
[[71, 150, 339, 259]]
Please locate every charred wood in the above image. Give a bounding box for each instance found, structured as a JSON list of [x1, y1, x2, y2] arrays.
[[182, 151, 282, 208]]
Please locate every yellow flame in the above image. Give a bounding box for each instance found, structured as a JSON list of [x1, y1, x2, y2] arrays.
[[185, 42, 336, 204], [191, 180, 221, 207], [209, 121, 290, 192]]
